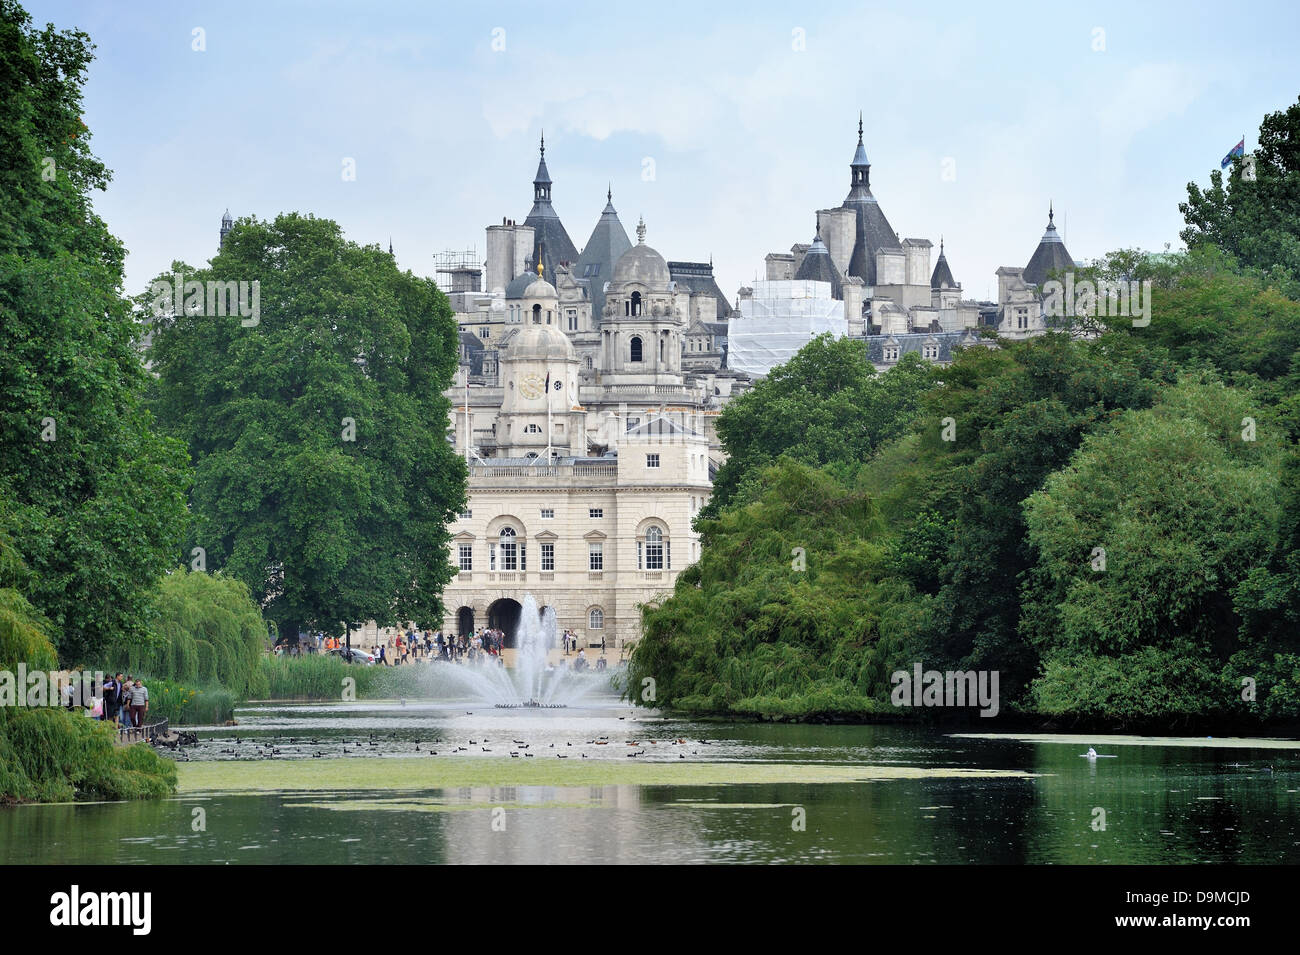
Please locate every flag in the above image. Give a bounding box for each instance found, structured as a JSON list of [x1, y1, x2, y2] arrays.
[[1221, 138, 1245, 169]]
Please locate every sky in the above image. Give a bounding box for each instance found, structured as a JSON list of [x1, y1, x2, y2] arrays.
[[27, 0, 1300, 304]]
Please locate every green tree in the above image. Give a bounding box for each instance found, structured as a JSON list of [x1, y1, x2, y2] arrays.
[[630, 459, 914, 719], [111, 567, 271, 697], [1180, 94, 1300, 296], [703, 335, 935, 517], [1022, 377, 1287, 723], [145, 213, 466, 641], [0, 0, 190, 662]]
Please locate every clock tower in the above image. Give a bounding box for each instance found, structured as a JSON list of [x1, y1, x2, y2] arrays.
[[498, 289, 584, 458]]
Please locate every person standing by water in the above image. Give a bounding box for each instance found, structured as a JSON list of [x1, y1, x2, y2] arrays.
[[102, 673, 119, 724], [127, 677, 148, 728]]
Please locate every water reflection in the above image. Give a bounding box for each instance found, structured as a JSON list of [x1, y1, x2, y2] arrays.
[[2, 700, 1297, 864]]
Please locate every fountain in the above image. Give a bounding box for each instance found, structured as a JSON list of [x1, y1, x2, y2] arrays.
[[418, 593, 603, 707]]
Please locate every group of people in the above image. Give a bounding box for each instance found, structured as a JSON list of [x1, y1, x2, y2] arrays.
[[62, 673, 149, 728], [366, 628, 508, 667]]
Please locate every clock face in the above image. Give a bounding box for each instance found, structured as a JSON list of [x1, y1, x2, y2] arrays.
[[519, 374, 544, 399]]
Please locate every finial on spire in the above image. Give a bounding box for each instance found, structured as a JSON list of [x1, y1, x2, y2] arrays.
[[1049, 201, 1054, 226], [537, 260, 544, 277], [607, 182, 612, 203], [388, 237, 393, 255], [636, 216, 646, 245], [858, 112, 863, 143], [940, 235, 944, 254], [540, 130, 545, 157]]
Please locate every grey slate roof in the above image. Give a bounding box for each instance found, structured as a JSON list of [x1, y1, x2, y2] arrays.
[[667, 260, 733, 318], [504, 272, 537, 298], [1023, 205, 1074, 287], [864, 329, 984, 364], [523, 137, 579, 284], [930, 241, 958, 290], [793, 232, 844, 297], [574, 189, 632, 320], [841, 118, 902, 286]]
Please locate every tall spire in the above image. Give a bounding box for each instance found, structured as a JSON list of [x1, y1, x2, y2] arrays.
[[850, 113, 871, 190], [533, 133, 553, 203], [219, 208, 233, 247]]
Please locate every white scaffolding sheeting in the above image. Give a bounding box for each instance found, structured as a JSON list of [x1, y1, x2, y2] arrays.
[[729, 280, 847, 377]]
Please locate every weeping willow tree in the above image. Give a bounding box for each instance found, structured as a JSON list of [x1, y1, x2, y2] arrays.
[[0, 521, 176, 803], [109, 567, 271, 698]]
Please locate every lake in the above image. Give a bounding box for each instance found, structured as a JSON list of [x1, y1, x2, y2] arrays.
[[4, 693, 1298, 864]]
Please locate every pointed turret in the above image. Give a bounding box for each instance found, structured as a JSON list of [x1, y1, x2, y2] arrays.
[[219, 208, 233, 247], [794, 224, 843, 298], [523, 131, 579, 284], [930, 237, 958, 290], [574, 186, 633, 320], [840, 114, 901, 287], [1023, 203, 1074, 287]]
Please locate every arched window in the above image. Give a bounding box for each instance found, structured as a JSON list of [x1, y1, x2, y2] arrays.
[[630, 336, 643, 362], [499, 526, 518, 570], [630, 291, 642, 316], [532, 303, 541, 324], [588, 608, 604, 629], [524, 423, 542, 434], [645, 525, 664, 570]]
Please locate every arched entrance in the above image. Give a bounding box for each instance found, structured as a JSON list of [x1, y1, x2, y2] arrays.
[[456, 606, 474, 636], [487, 598, 522, 647]]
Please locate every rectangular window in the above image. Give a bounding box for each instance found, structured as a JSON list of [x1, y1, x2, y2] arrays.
[[458, 544, 473, 571], [541, 542, 554, 572], [646, 453, 660, 469], [489, 543, 497, 571], [500, 539, 516, 571], [646, 540, 664, 570], [479, 326, 490, 338], [458, 509, 472, 520], [589, 543, 603, 571], [626, 417, 640, 431], [589, 507, 603, 519], [541, 508, 554, 519]]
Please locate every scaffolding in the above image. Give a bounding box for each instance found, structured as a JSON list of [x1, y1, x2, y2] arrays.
[[434, 248, 483, 293]]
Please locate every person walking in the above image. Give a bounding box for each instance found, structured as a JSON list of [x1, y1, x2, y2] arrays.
[[128, 678, 148, 728]]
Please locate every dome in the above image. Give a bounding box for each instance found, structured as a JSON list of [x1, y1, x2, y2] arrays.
[[506, 322, 574, 361], [611, 243, 671, 288], [611, 218, 670, 288], [523, 275, 557, 299]]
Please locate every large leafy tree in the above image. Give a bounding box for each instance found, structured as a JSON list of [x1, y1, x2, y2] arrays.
[[703, 335, 934, 517], [1022, 377, 1287, 724], [0, 0, 190, 662], [1180, 94, 1300, 295], [146, 213, 466, 641]]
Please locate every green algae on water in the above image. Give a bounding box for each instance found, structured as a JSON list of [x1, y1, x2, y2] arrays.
[[178, 757, 1037, 794]]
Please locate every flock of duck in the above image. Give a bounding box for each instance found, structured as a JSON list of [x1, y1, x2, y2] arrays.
[[169, 730, 719, 762]]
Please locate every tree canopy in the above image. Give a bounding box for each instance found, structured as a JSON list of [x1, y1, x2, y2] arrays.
[[145, 213, 466, 640], [0, 0, 190, 662]]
